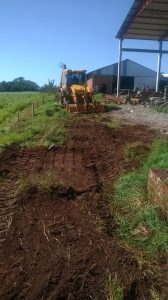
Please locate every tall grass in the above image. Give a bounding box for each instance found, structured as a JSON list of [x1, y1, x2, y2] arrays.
[[0, 92, 40, 125]]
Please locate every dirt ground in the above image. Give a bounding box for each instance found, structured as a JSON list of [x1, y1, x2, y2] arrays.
[[0, 118, 166, 299]]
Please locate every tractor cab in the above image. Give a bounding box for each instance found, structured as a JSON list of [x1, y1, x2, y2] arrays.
[[61, 69, 87, 89]]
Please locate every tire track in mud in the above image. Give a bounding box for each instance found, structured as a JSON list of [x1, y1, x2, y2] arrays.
[[0, 148, 47, 254], [0, 120, 161, 300], [0, 120, 155, 252], [0, 142, 98, 252]]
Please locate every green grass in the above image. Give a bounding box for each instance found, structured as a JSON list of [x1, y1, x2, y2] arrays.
[[94, 93, 103, 103], [152, 105, 168, 113], [108, 138, 168, 257], [0, 92, 69, 146], [104, 102, 120, 113]]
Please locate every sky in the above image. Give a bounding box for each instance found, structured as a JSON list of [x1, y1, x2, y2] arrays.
[[0, 0, 168, 86]]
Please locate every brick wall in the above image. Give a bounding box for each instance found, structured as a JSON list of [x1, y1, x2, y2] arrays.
[[87, 75, 113, 94], [87, 78, 93, 90], [148, 168, 168, 222]]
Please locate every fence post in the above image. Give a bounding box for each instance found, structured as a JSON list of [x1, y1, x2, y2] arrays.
[[17, 112, 20, 130], [32, 103, 34, 117]]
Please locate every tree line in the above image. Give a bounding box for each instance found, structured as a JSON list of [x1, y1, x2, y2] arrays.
[[0, 77, 57, 93]]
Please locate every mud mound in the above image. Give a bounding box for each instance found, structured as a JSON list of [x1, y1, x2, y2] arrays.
[[0, 120, 161, 299]]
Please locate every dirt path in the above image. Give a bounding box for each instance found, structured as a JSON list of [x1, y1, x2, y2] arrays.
[[108, 104, 168, 133], [0, 119, 166, 299]]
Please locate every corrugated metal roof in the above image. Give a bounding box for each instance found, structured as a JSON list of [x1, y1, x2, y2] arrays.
[[116, 0, 168, 41], [87, 59, 156, 77]]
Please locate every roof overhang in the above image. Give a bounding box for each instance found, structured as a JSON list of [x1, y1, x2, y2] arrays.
[[116, 0, 168, 41]]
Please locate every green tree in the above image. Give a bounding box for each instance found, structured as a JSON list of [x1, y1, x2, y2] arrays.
[[0, 78, 39, 92], [40, 79, 57, 93]]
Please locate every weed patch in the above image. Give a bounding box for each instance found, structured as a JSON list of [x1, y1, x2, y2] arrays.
[[105, 273, 123, 300], [17, 171, 76, 200], [18, 170, 63, 194], [124, 144, 136, 161], [107, 119, 122, 129], [123, 142, 148, 163]]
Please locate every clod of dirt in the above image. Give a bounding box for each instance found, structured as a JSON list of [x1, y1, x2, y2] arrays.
[[0, 168, 9, 178], [123, 281, 138, 300], [48, 144, 61, 151], [50, 185, 76, 200]]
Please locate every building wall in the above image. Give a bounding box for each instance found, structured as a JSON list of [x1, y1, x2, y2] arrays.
[[127, 60, 156, 89], [88, 59, 157, 90], [87, 75, 113, 94], [87, 75, 135, 94], [87, 78, 93, 90]]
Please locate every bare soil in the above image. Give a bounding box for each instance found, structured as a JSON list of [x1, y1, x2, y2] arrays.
[[0, 119, 166, 299]]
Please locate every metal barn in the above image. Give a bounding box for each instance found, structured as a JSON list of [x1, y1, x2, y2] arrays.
[[87, 59, 157, 94]]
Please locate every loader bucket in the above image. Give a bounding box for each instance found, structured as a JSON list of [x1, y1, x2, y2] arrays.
[[66, 103, 104, 114], [66, 104, 87, 113], [66, 104, 78, 113]]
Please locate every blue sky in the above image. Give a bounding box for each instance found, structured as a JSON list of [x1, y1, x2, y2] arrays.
[[0, 0, 168, 86]]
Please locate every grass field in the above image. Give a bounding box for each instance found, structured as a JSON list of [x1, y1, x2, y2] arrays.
[[0, 92, 69, 146], [0, 92, 39, 124]]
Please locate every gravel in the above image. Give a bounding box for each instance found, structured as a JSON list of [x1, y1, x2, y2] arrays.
[[110, 104, 168, 134]]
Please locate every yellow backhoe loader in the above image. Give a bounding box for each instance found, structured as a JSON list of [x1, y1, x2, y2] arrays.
[[57, 64, 104, 113]]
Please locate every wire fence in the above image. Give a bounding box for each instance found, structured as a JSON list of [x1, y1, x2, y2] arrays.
[[1, 96, 46, 133]]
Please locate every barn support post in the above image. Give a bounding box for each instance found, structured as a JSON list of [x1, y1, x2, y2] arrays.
[[122, 44, 168, 92], [117, 39, 123, 97], [156, 41, 163, 92]]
